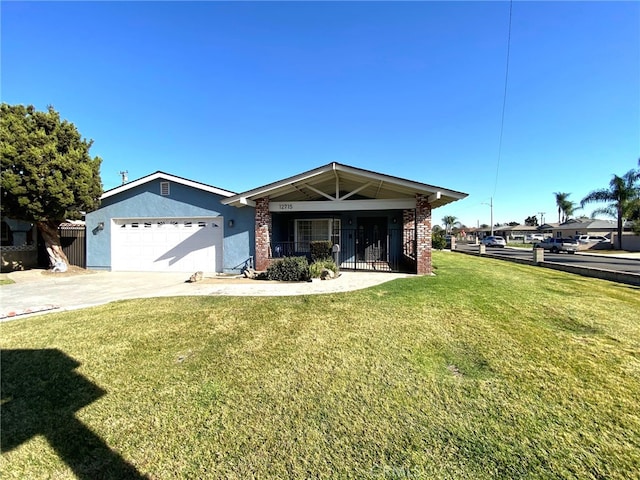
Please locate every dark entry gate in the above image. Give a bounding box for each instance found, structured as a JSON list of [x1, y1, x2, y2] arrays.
[[59, 224, 86, 268], [339, 227, 415, 273]]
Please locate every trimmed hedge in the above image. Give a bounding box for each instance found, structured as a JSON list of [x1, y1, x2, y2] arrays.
[[310, 240, 333, 262], [432, 231, 447, 250], [266, 256, 311, 282]]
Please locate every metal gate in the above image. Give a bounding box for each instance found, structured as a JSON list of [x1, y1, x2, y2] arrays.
[[338, 227, 415, 272], [59, 224, 86, 268], [270, 227, 417, 273]]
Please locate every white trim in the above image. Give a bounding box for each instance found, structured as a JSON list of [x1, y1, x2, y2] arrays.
[[301, 183, 336, 201], [102, 172, 236, 200], [340, 182, 372, 201], [270, 198, 416, 212], [222, 162, 468, 208]]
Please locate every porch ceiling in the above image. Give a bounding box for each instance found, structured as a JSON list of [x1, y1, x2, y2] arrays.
[[223, 162, 468, 209]]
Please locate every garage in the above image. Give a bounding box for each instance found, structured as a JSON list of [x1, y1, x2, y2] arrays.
[[111, 217, 224, 273]]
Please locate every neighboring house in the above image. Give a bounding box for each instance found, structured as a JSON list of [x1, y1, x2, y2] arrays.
[[540, 219, 626, 239], [493, 224, 539, 240], [1, 218, 38, 271], [484, 219, 630, 242], [86, 163, 468, 275]]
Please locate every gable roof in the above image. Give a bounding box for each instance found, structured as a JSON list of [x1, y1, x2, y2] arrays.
[[222, 162, 467, 209], [101, 171, 236, 200]]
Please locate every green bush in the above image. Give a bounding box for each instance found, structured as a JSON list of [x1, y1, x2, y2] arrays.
[[309, 259, 339, 278], [310, 240, 333, 262], [432, 231, 447, 250], [266, 256, 311, 282]]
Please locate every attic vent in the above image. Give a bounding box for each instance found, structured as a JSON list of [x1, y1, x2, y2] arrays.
[[160, 182, 170, 196]]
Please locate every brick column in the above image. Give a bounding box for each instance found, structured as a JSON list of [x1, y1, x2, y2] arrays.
[[415, 194, 432, 275], [403, 209, 416, 259], [255, 197, 272, 271]]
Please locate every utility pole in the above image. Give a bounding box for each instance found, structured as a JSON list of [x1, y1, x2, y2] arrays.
[[482, 198, 494, 235], [119, 170, 128, 185], [538, 211, 545, 226]]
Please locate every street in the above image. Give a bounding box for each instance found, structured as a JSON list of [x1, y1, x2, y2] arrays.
[[454, 244, 640, 275]]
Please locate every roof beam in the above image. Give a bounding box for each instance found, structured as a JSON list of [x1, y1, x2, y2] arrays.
[[300, 183, 336, 201], [427, 191, 441, 204], [375, 180, 384, 197], [340, 182, 373, 201]]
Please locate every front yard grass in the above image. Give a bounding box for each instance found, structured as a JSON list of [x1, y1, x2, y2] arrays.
[[2, 252, 639, 479]]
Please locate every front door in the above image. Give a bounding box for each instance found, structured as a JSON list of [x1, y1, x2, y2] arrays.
[[357, 218, 387, 262]]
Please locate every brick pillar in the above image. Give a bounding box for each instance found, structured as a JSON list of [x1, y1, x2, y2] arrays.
[[403, 209, 416, 259], [255, 197, 272, 271], [415, 194, 432, 275]]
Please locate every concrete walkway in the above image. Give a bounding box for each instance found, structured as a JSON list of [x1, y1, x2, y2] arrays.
[[0, 270, 410, 320]]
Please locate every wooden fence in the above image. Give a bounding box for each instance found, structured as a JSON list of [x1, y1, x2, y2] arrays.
[[59, 224, 86, 268]]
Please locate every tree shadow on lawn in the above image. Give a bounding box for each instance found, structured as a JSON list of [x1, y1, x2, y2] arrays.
[[1, 348, 148, 480]]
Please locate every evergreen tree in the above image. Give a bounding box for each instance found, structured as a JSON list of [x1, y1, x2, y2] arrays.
[[1, 104, 103, 268]]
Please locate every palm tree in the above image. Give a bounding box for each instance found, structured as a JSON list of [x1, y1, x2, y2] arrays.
[[580, 168, 640, 250], [562, 198, 578, 221], [629, 159, 640, 227], [553, 192, 575, 223], [441, 215, 461, 235]]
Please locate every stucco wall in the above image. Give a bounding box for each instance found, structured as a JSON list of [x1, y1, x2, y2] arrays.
[[86, 179, 254, 273]]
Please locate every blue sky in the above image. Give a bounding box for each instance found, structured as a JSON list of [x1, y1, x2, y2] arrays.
[[2, 1, 638, 228]]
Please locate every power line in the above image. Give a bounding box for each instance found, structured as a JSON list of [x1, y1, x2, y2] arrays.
[[493, 0, 513, 199]]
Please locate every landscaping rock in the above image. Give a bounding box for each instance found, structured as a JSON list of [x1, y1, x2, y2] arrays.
[[320, 268, 335, 280], [189, 271, 204, 283]]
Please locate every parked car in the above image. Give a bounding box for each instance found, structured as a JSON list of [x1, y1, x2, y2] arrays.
[[533, 237, 579, 254], [574, 235, 610, 244], [481, 236, 506, 248], [525, 234, 545, 242]]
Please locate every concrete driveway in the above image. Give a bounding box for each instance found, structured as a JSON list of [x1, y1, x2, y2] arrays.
[[0, 269, 410, 320]]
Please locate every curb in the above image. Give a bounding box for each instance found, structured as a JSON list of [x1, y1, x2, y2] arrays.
[[0, 305, 60, 320]]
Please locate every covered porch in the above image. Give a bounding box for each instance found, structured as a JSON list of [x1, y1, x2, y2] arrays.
[[222, 163, 467, 275]]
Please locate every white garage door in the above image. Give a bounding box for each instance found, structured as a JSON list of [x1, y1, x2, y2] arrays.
[[111, 217, 224, 272]]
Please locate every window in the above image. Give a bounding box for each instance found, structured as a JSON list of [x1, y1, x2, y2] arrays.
[[160, 182, 170, 196], [295, 219, 340, 251]]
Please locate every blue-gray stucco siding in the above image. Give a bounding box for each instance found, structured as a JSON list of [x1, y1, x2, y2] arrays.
[[86, 179, 254, 273]]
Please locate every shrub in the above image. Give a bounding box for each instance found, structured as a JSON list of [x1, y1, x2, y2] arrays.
[[432, 231, 447, 250], [309, 259, 338, 278], [310, 240, 333, 262], [266, 256, 310, 282]]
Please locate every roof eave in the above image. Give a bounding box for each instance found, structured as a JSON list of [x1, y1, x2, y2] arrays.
[[101, 171, 237, 200], [222, 162, 468, 207]]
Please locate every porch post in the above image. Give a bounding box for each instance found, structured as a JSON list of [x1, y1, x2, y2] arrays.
[[255, 197, 272, 271], [415, 194, 432, 275]]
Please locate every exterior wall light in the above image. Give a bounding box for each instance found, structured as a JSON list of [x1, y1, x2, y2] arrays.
[[228, 219, 234, 228]]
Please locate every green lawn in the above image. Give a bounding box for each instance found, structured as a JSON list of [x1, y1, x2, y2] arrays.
[[2, 252, 639, 479]]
